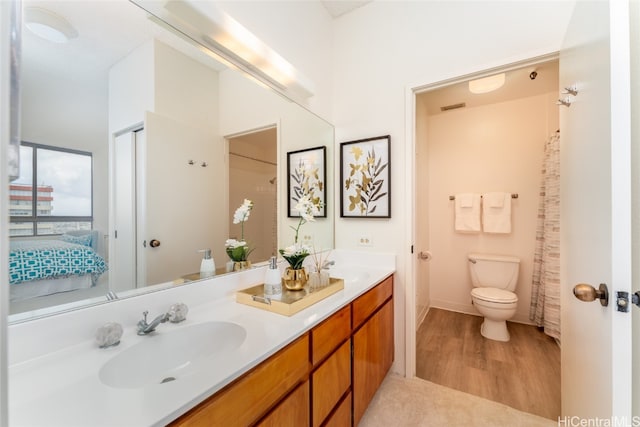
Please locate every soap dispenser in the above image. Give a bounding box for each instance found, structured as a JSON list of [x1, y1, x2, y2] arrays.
[[264, 256, 281, 296], [198, 249, 216, 278]]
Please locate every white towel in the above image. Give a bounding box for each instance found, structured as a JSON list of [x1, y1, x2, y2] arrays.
[[482, 192, 511, 233], [484, 192, 504, 208], [455, 193, 481, 232]]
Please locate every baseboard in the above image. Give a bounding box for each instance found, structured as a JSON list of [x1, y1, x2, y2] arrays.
[[430, 299, 479, 317], [510, 313, 535, 326], [416, 305, 429, 328], [429, 299, 535, 326]]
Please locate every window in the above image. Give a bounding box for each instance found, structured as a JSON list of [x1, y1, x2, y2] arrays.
[[9, 142, 92, 236]]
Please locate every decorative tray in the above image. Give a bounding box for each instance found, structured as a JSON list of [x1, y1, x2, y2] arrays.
[[235, 278, 345, 316]]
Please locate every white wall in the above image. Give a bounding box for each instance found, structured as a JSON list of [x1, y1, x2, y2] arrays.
[[154, 41, 218, 135], [108, 40, 154, 134], [424, 93, 558, 324]]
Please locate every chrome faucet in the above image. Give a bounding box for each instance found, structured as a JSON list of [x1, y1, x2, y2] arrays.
[[322, 260, 335, 269], [137, 310, 170, 335]]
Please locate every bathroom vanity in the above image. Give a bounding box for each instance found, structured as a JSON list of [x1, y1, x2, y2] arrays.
[[8, 251, 395, 426], [171, 275, 393, 426]]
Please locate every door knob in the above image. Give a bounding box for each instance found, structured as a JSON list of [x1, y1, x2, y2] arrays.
[[418, 251, 432, 260], [573, 283, 609, 306], [149, 239, 161, 248]]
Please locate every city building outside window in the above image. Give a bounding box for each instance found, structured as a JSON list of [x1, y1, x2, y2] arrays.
[[9, 142, 92, 236]]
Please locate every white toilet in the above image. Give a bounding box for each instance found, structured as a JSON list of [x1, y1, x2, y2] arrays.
[[468, 253, 520, 342]]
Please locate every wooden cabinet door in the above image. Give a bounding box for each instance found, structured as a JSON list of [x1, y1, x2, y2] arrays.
[[323, 392, 352, 427], [312, 341, 351, 427], [352, 299, 394, 425], [170, 335, 309, 426], [256, 381, 310, 427]]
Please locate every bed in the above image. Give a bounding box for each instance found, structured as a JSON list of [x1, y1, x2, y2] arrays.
[[9, 230, 108, 301]]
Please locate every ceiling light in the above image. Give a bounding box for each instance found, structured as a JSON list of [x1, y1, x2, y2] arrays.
[[133, 0, 315, 101], [468, 73, 505, 94], [24, 7, 78, 43]]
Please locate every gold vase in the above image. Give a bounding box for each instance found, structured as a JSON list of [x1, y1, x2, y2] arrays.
[[283, 267, 307, 291], [233, 260, 252, 271]]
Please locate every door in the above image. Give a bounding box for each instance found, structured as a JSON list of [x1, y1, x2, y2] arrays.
[[112, 130, 139, 292], [415, 96, 430, 327], [560, 0, 632, 419], [630, 0, 640, 419], [143, 111, 223, 285]]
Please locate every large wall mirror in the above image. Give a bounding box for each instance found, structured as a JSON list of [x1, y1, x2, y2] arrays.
[[8, 0, 334, 321]]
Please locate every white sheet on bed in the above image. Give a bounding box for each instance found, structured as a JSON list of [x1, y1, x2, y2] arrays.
[[9, 275, 94, 301]]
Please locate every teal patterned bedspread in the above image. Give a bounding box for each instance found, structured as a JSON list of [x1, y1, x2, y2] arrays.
[[9, 240, 108, 285]]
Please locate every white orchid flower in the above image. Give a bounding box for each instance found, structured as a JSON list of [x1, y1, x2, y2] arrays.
[[233, 199, 254, 224], [225, 239, 247, 248]]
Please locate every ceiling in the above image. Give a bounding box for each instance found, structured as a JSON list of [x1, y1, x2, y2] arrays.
[[22, 0, 372, 87], [23, 0, 555, 115], [321, 0, 372, 18], [417, 59, 560, 116], [22, 0, 227, 85]]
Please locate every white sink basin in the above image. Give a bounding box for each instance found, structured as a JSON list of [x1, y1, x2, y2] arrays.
[[99, 321, 246, 389], [329, 269, 370, 284]]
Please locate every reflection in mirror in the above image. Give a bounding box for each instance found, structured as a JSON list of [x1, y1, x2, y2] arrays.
[[9, 0, 334, 321], [228, 127, 278, 267]]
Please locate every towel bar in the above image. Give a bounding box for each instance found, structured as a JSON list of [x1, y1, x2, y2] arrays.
[[449, 193, 518, 201]]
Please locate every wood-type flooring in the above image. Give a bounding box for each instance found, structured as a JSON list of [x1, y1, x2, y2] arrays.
[[416, 308, 561, 420]]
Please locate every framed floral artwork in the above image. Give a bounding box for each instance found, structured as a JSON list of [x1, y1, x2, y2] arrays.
[[287, 146, 326, 218], [340, 135, 391, 218]]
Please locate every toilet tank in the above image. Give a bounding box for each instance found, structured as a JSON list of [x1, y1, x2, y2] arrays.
[[468, 253, 520, 291]]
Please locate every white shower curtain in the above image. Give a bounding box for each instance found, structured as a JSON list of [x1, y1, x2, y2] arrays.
[[529, 131, 561, 341]]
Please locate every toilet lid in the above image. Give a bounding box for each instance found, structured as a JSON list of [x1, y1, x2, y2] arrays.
[[471, 287, 518, 303]]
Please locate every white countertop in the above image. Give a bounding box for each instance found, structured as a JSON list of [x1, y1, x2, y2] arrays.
[[8, 250, 395, 427]]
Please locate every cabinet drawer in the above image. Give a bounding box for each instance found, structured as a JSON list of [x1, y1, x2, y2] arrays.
[[352, 275, 393, 330], [311, 305, 351, 366], [312, 341, 351, 427], [171, 334, 310, 426], [256, 380, 310, 427], [323, 392, 352, 427]]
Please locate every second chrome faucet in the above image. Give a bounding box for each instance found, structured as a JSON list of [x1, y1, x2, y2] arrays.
[[136, 311, 169, 335], [136, 303, 189, 335]]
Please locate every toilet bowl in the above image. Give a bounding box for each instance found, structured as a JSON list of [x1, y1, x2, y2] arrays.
[[468, 253, 520, 342]]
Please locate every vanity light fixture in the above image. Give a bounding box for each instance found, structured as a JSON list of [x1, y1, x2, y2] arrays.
[[468, 73, 505, 94], [24, 7, 78, 43], [132, 0, 315, 102]]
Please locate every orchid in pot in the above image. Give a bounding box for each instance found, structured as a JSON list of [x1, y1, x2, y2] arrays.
[[226, 199, 254, 271], [279, 195, 322, 290]]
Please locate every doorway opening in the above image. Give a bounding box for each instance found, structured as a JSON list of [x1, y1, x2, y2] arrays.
[[410, 55, 561, 419], [227, 126, 278, 264]]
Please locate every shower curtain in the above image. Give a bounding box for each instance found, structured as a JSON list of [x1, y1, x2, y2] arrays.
[[529, 131, 561, 341]]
